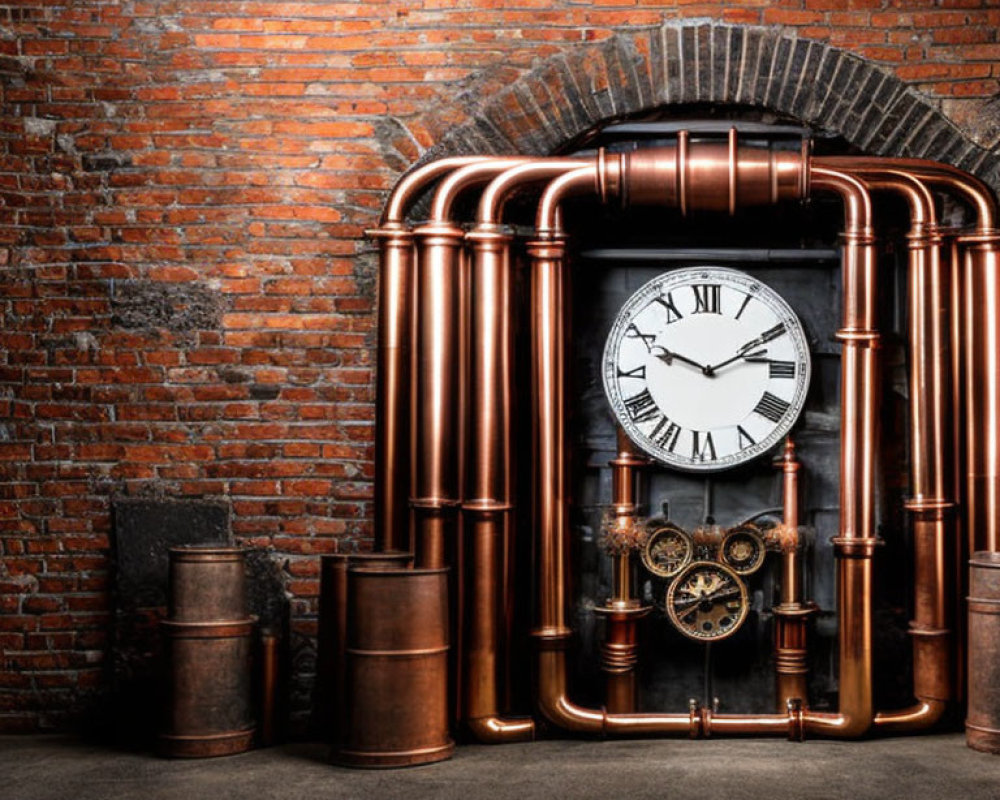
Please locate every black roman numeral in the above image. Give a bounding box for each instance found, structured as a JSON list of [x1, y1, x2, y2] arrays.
[[624, 388, 659, 423], [691, 430, 717, 461], [692, 284, 721, 314], [768, 360, 795, 379], [737, 425, 756, 450], [617, 364, 646, 380], [652, 292, 684, 324], [753, 392, 791, 423], [651, 416, 681, 452], [735, 293, 752, 320], [625, 323, 657, 352]]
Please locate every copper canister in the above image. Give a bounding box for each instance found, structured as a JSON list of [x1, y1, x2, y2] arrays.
[[967, 551, 1000, 753], [336, 566, 454, 768], [316, 550, 413, 743], [160, 545, 256, 758]]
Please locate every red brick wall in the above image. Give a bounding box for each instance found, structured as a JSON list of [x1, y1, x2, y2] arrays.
[[1, 0, 998, 731]]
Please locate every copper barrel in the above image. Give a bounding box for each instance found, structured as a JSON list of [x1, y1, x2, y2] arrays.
[[316, 551, 412, 744], [966, 552, 1000, 753], [337, 566, 454, 768], [160, 545, 256, 758]]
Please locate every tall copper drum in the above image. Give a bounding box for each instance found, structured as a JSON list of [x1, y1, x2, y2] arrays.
[[160, 545, 256, 758], [337, 566, 454, 768], [967, 552, 1000, 753], [316, 550, 413, 744]]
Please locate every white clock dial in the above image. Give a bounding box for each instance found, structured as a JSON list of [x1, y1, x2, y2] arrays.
[[602, 267, 811, 472]]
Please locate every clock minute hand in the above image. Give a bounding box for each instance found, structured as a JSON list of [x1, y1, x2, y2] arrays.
[[704, 348, 767, 376]]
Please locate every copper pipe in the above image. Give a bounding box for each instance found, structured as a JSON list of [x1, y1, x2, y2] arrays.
[[837, 169, 953, 732], [526, 156, 873, 740], [410, 219, 463, 568], [803, 165, 878, 738], [259, 628, 279, 747], [411, 158, 534, 728], [410, 159, 533, 570], [823, 157, 1000, 562], [371, 155, 488, 552], [424, 159, 537, 741], [597, 428, 650, 714], [465, 187, 533, 742], [949, 233, 968, 704], [773, 439, 812, 712]]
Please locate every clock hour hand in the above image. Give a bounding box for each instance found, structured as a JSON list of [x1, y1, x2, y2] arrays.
[[703, 348, 767, 376], [651, 345, 709, 374]]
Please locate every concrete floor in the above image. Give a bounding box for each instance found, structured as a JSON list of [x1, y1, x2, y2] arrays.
[[4, 733, 1000, 800]]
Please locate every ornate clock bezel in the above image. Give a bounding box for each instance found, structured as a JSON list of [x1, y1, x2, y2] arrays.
[[641, 522, 694, 579], [602, 267, 812, 473], [665, 560, 750, 642]]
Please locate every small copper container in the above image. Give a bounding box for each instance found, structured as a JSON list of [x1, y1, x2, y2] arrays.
[[160, 545, 256, 758]]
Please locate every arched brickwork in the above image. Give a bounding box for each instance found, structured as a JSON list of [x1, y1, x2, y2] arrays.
[[402, 21, 998, 189]]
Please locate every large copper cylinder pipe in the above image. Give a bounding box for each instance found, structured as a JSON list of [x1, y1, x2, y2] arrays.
[[337, 566, 454, 768], [370, 156, 488, 552], [410, 219, 462, 569], [617, 128, 808, 212], [160, 545, 256, 758]]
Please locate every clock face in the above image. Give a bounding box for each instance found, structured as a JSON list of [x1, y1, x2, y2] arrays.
[[602, 267, 811, 472]]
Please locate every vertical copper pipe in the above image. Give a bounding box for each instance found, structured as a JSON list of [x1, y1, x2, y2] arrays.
[[823, 156, 999, 561], [416, 159, 537, 742], [963, 237, 1000, 554], [802, 166, 878, 738], [949, 234, 968, 704], [464, 219, 534, 742], [410, 219, 462, 568], [773, 439, 812, 712], [596, 429, 650, 714], [259, 628, 279, 747], [411, 159, 530, 569], [838, 170, 953, 731], [371, 156, 487, 552]]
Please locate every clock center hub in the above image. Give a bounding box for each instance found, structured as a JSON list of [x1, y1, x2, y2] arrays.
[[645, 315, 766, 432]]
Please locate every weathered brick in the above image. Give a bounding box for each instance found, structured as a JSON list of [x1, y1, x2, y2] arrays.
[[3, 0, 999, 736]]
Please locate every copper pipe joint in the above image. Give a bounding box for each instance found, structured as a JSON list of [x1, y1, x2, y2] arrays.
[[621, 132, 807, 211]]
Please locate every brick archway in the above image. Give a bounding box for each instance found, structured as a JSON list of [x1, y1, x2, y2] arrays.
[[402, 20, 998, 189]]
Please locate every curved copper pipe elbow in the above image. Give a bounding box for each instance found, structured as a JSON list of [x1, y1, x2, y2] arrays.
[[536, 167, 601, 234], [817, 156, 996, 232], [380, 156, 489, 226], [873, 699, 947, 734], [466, 716, 536, 743], [429, 157, 530, 224], [477, 158, 593, 226]]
